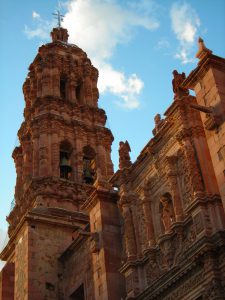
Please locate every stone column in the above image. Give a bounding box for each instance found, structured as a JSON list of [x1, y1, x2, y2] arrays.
[[119, 194, 137, 260], [13, 147, 23, 202], [42, 67, 51, 97], [97, 143, 107, 178], [32, 136, 39, 177], [69, 76, 76, 103], [52, 68, 60, 97], [76, 128, 85, 183], [51, 132, 59, 177], [165, 156, 183, 222], [39, 133, 49, 177], [104, 144, 114, 179], [36, 68, 42, 98], [140, 188, 156, 248], [176, 132, 204, 197], [22, 139, 32, 179]]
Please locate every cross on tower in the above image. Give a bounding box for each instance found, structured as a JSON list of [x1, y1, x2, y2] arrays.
[[52, 10, 64, 28]]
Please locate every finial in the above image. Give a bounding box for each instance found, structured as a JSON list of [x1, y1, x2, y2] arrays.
[[172, 70, 189, 100], [119, 141, 132, 170], [52, 10, 64, 28], [196, 36, 212, 60]]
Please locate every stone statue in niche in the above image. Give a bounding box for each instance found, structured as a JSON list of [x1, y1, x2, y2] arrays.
[[160, 194, 175, 233], [172, 70, 189, 99], [119, 140, 132, 170], [119, 193, 137, 259]]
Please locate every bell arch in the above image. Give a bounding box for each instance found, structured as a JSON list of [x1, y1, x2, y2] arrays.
[[82, 145, 96, 184], [59, 140, 73, 179]]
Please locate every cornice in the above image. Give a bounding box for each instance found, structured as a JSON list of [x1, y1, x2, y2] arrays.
[[182, 54, 225, 90], [82, 187, 118, 211], [0, 207, 88, 262]]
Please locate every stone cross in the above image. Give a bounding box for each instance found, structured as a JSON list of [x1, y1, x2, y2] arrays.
[[52, 10, 64, 28]]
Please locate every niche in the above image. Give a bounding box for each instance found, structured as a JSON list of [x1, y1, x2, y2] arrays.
[[83, 145, 96, 184], [159, 193, 175, 234], [59, 140, 72, 179]]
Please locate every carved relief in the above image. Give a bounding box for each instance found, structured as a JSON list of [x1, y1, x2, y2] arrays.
[[119, 140, 132, 170], [176, 133, 204, 207], [203, 278, 224, 299], [172, 70, 189, 99], [119, 194, 137, 260]]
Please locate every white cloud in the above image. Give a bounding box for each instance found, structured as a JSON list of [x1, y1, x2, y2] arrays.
[[25, 13, 54, 40], [170, 2, 200, 64], [32, 11, 40, 19], [24, 0, 160, 109], [98, 63, 143, 109]]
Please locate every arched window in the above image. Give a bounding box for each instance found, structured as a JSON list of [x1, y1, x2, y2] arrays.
[[60, 76, 67, 99], [60, 140, 72, 179], [159, 193, 175, 234], [83, 145, 96, 184]]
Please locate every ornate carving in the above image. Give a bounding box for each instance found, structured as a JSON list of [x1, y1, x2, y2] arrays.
[[164, 272, 204, 300], [203, 278, 224, 299], [119, 194, 137, 260], [140, 188, 156, 247], [145, 251, 162, 285], [172, 70, 189, 99], [90, 232, 101, 253], [152, 114, 164, 136], [119, 140, 132, 170]]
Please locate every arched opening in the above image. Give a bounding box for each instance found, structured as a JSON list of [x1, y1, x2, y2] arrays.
[[59, 140, 72, 179], [60, 76, 67, 100], [159, 193, 175, 234], [75, 80, 82, 103], [83, 145, 96, 184]]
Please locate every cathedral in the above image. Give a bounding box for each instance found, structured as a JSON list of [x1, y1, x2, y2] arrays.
[[0, 24, 225, 300]]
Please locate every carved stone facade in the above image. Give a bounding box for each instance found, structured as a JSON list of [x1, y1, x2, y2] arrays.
[[1, 28, 225, 300]]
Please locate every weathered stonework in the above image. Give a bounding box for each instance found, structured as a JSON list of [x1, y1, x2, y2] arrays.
[[1, 28, 225, 300]]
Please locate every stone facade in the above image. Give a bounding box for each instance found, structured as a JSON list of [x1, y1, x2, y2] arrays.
[[1, 27, 225, 300]]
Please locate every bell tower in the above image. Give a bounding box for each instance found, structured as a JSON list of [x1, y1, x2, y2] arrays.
[[0, 25, 125, 300], [8, 25, 114, 234]]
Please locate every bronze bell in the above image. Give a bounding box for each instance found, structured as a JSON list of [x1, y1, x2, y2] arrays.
[[60, 156, 72, 179]]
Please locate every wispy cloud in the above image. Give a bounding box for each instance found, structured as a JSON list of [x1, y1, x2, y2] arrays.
[[155, 38, 170, 50], [170, 2, 200, 64], [24, 0, 160, 109], [25, 11, 54, 40], [32, 11, 40, 19]]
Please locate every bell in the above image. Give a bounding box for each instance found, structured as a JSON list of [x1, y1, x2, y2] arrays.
[[60, 156, 72, 179], [60, 156, 70, 168], [84, 168, 94, 184]]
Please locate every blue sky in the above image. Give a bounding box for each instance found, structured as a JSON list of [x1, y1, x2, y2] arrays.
[[0, 0, 225, 241]]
